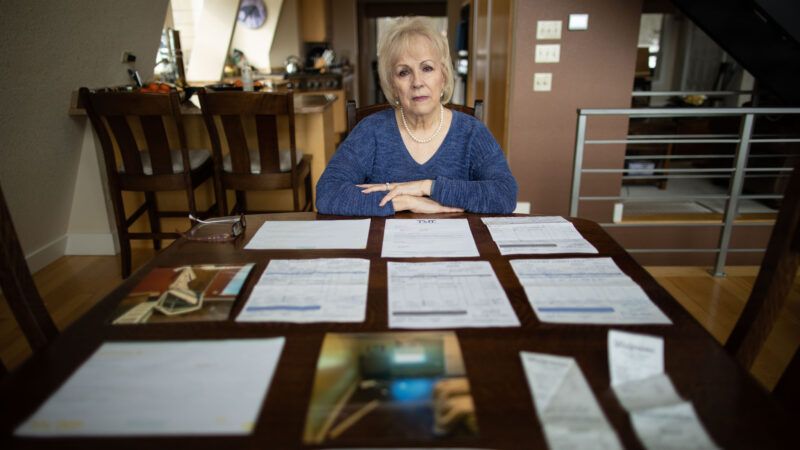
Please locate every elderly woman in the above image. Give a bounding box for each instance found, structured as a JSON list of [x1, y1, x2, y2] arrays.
[[316, 17, 517, 216]]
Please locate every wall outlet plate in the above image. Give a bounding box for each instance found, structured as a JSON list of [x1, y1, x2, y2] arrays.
[[535, 44, 560, 63], [533, 73, 552, 92], [121, 51, 136, 63], [537, 20, 562, 40], [568, 14, 589, 31]]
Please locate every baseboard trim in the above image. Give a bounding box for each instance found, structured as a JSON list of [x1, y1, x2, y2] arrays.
[[65, 233, 117, 256], [514, 201, 531, 214], [25, 235, 68, 273]]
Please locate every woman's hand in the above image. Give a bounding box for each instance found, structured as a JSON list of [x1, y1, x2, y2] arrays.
[[358, 180, 433, 206], [391, 195, 463, 214]]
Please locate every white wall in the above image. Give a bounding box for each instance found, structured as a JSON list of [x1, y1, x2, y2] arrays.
[[186, 0, 238, 81], [231, 0, 284, 72], [0, 0, 168, 271]]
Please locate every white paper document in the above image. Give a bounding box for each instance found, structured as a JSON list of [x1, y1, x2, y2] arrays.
[[382, 219, 479, 258], [510, 257, 671, 325], [482, 216, 598, 255], [237, 259, 370, 323], [387, 261, 519, 328], [245, 219, 370, 250], [520, 352, 623, 450], [15, 338, 285, 436], [608, 330, 718, 450]]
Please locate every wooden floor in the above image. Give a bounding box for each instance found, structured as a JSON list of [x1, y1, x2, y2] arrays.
[[2, 252, 799, 390]]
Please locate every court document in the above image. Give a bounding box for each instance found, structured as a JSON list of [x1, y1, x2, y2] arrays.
[[608, 330, 719, 450], [237, 259, 369, 323], [245, 219, 370, 250], [510, 258, 671, 325], [520, 352, 623, 450], [382, 219, 479, 257], [15, 338, 285, 436], [482, 216, 597, 255], [387, 261, 519, 328]]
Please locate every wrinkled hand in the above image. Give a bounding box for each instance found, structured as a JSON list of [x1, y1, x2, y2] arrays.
[[358, 180, 433, 207], [391, 195, 463, 214], [433, 377, 477, 435]]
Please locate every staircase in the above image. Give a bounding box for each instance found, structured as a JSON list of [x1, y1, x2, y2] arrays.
[[670, 0, 800, 104]]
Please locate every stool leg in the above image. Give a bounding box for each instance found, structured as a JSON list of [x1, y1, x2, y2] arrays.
[[306, 172, 313, 211], [119, 232, 132, 278], [234, 191, 247, 215], [145, 192, 161, 250], [108, 186, 132, 278]]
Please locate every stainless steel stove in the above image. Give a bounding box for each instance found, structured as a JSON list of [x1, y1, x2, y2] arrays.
[[284, 72, 342, 91]]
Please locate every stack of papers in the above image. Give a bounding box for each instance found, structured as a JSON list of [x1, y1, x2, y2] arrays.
[[520, 352, 623, 449], [245, 219, 371, 250], [482, 216, 597, 255], [15, 339, 285, 436], [387, 261, 519, 328], [237, 259, 370, 323], [608, 330, 719, 449], [510, 257, 671, 324], [382, 219, 479, 257]]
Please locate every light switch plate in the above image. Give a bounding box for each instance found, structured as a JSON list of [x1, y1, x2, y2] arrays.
[[568, 14, 589, 30], [533, 73, 552, 92], [536, 20, 562, 40], [535, 44, 560, 63]]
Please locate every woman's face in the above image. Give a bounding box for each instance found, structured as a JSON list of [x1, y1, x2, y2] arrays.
[[391, 35, 444, 120]]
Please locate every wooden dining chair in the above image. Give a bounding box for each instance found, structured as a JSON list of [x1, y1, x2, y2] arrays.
[[0, 182, 59, 361], [346, 100, 484, 133], [198, 89, 313, 214], [81, 87, 214, 278], [724, 159, 800, 412]]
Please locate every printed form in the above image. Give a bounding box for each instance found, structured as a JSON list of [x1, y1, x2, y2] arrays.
[[237, 259, 370, 323], [608, 330, 719, 450], [510, 257, 671, 325], [482, 216, 597, 255], [245, 219, 370, 250], [15, 338, 285, 436], [388, 261, 519, 328], [520, 352, 623, 450], [382, 219, 479, 258]]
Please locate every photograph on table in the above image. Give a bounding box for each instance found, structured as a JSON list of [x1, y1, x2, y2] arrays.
[[303, 331, 478, 445], [111, 263, 255, 324]]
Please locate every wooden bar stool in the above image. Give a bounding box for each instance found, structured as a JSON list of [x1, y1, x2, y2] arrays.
[[0, 182, 59, 372], [81, 87, 214, 278], [199, 89, 312, 214]]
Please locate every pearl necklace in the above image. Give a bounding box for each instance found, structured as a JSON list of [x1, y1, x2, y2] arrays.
[[400, 104, 444, 144]]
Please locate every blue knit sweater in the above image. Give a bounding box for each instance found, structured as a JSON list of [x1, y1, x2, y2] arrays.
[[316, 108, 518, 216]]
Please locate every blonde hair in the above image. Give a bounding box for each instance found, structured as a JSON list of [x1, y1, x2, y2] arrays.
[[377, 17, 455, 106]]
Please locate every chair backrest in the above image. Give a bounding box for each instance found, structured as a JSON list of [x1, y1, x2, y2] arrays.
[[0, 182, 58, 353], [198, 90, 297, 176], [725, 160, 800, 394], [346, 100, 484, 133], [81, 87, 190, 178]]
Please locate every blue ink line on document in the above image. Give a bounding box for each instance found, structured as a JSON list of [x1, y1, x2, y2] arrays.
[[538, 307, 614, 313], [246, 305, 322, 311]]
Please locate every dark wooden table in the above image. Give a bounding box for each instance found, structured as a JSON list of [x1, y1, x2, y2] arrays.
[[0, 213, 792, 449]]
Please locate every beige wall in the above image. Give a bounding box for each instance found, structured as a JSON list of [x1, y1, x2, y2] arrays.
[[270, 0, 301, 71], [330, 0, 358, 102], [0, 0, 168, 270], [507, 0, 642, 216]]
